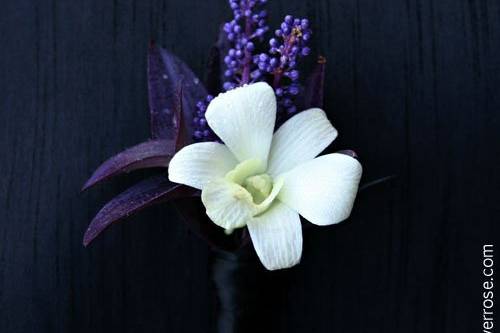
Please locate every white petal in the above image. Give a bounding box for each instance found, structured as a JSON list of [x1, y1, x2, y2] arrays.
[[168, 142, 237, 190], [267, 108, 337, 177], [247, 202, 302, 270], [205, 82, 276, 164], [201, 179, 255, 230], [278, 153, 362, 226]]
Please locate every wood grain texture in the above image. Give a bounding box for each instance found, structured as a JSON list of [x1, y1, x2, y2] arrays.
[[0, 0, 499, 332]]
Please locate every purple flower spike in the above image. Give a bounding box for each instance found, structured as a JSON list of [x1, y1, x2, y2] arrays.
[[193, 0, 270, 142], [194, 5, 314, 140], [192, 94, 218, 142], [255, 14, 312, 121], [223, 0, 269, 89]]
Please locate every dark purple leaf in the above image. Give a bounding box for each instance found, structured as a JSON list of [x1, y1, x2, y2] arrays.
[[337, 149, 358, 159], [148, 44, 179, 140], [174, 84, 188, 151], [82, 140, 173, 191], [148, 43, 208, 142], [301, 56, 326, 109], [83, 176, 195, 246], [359, 175, 397, 192]]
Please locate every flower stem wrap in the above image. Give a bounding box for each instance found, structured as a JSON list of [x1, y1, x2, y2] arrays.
[[211, 247, 290, 333]]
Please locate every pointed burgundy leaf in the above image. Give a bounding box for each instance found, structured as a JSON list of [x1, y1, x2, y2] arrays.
[[301, 56, 326, 109], [148, 44, 178, 140], [174, 84, 188, 151], [359, 175, 397, 192], [337, 149, 358, 159], [83, 176, 195, 246], [148, 44, 208, 142], [82, 140, 173, 191]]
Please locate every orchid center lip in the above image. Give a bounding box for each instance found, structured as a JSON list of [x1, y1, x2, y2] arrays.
[[224, 159, 279, 207], [225, 158, 265, 185], [243, 173, 273, 204]]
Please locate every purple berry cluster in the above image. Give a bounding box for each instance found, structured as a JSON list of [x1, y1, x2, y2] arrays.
[[193, 3, 313, 142], [255, 15, 311, 118], [223, 0, 269, 90], [194, 0, 269, 141], [193, 94, 215, 141]]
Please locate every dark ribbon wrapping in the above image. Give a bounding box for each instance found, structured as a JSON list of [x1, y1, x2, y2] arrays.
[[211, 247, 290, 333]]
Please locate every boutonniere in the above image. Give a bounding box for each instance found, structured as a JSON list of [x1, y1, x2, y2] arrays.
[[169, 83, 361, 270], [83, 0, 362, 271]]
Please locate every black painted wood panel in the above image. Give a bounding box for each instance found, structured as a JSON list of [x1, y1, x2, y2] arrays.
[[1, 0, 499, 332]]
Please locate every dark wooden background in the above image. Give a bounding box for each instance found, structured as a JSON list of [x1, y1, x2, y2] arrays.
[[1, 0, 499, 332]]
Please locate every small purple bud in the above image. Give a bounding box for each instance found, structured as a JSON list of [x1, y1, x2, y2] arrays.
[[246, 42, 255, 51], [223, 82, 234, 91], [301, 19, 309, 29], [251, 70, 261, 79], [288, 70, 299, 81], [289, 85, 300, 95], [287, 106, 297, 115], [259, 53, 268, 62], [301, 47, 311, 56], [194, 130, 203, 139], [206, 95, 214, 102], [224, 69, 233, 77], [275, 88, 284, 96], [285, 15, 293, 24]]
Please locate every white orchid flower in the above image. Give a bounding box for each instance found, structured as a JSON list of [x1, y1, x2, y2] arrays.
[[168, 82, 362, 270]]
